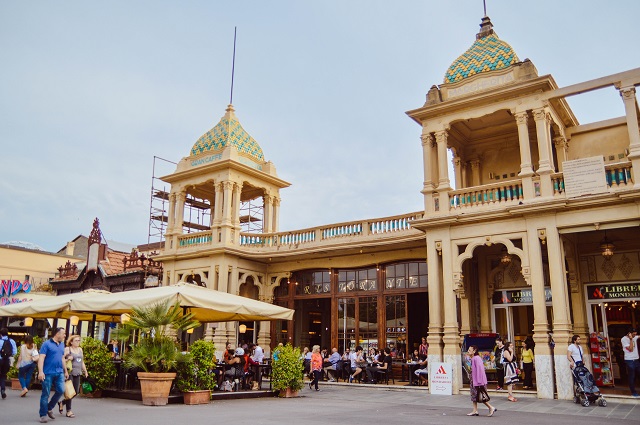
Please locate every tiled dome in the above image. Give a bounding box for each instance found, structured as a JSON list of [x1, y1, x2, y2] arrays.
[[444, 17, 519, 84], [190, 105, 264, 161]]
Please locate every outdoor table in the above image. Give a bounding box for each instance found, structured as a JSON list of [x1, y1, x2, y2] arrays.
[[251, 363, 272, 391], [401, 362, 421, 384]]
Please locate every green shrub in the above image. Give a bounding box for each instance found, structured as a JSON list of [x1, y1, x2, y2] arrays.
[[81, 337, 117, 390], [175, 339, 217, 392], [271, 343, 304, 392]]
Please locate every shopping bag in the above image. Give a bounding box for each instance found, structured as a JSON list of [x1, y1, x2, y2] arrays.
[[476, 386, 490, 403], [64, 379, 76, 400]]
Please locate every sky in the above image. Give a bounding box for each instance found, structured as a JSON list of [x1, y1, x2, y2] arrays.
[[1, 1, 638, 252]]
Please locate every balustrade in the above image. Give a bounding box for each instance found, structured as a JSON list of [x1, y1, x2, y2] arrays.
[[177, 231, 213, 248], [449, 179, 524, 210]]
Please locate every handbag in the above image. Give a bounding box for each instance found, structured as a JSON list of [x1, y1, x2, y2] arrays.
[[476, 386, 490, 403], [64, 379, 76, 400]]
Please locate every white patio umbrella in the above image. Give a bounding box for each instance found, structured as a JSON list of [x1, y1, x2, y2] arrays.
[[0, 289, 115, 321]]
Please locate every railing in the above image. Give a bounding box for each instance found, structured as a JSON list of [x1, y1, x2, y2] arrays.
[[449, 179, 524, 210], [605, 162, 633, 188], [177, 231, 213, 249], [239, 211, 424, 249]]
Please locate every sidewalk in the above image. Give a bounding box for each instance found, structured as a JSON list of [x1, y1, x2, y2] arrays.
[[3, 381, 638, 425]]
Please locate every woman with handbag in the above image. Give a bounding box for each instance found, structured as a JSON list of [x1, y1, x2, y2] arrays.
[[467, 345, 496, 417], [57, 335, 88, 418], [502, 341, 519, 402], [18, 335, 39, 397]]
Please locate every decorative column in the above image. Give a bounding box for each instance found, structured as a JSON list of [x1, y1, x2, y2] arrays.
[[564, 237, 591, 370], [469, 159, 480, 187], [175, 191, 186, 233], [619, 87, 640, 187], [272, 197, 281, 232], [442, 237, 462, 394], [167, 192, 177, 232], [478, 256, 491, 333], [526, 223, 553, 399], [546, 225, 574, 400], [222, 181, 233, 225], [533, 108, 554, 197], [421, 133, 438, 213], [232, 182, 242, 229], [435, 130, 452, 211], [515, 111, 535, 200], [213, 182, 223, 226], [426, 239, 443, 388], [453, 156, 463, 191], [263, 194, 273, 233], [553, 136, 569, 172]]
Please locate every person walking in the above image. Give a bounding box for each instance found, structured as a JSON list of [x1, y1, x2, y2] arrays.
[[502, 341, 518, 402], [309, 345, 322, 391], [466, 345, 497, 417], [57, 335, 88, 418], [0, 327, 18, 399], [621, 328, 640, 397], [37, 327, 68, 423], [18, 335, 39, 397], [521, 340, 535, 389]]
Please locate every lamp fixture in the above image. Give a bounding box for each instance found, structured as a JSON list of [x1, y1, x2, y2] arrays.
[[186, 328, 194, 334], [600, 230, 615, 259], [120, 313, 131, 324], [24, 317, 34, 327], [238, 324, 247, 334], [69, 315, 80, 326], [500, 247, 512, 265]]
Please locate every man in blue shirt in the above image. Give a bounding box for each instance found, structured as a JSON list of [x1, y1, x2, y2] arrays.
[[0, 327, 18, 399], [323, 347, 341, 382], [37, 327, 68, 423]]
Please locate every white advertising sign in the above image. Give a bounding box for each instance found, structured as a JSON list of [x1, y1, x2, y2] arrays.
[[429, 362, 453, 395], [562, 156, 607, 198]]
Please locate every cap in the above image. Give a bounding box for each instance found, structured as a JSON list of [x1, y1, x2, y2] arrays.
[[235, 348, 245, 356]]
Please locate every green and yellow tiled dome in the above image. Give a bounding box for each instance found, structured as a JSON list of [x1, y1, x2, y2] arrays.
[[190, 104, 264, 161], [444, 27, 519, 84]]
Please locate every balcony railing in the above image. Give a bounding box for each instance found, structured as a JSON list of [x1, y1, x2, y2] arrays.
[[177, 231, 213, 249], [449, 179, 524, 210], [239, 211, 424, 249]]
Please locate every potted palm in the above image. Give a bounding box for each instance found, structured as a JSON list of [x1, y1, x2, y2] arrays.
[[271, 343, 304, 397], [80, 337, 117, 397], [175, 339, 216, 405], [122, 300, 199, 406]]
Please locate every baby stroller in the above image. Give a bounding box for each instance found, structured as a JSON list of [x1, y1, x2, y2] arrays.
[[572, 363, 607, 407]]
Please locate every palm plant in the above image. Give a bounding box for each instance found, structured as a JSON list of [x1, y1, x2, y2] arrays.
[[123, 301, 199, 373]]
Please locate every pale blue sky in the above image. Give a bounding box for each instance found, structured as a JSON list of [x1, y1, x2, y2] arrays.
[[1, 1, 638, 252]]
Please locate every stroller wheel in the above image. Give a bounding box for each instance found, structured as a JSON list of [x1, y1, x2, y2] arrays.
[[598, 398, 607, 407], [573, 396, 580, 404], [581, 398, 590, 407]]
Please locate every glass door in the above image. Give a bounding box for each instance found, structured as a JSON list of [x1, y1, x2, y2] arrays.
[[493, 307, 511, 341]]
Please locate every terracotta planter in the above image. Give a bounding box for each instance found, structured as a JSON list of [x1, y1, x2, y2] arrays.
[[183, 390, 211, 405], [81, 389, 103, 398], [281, 388, 299, 398], [11, 378, 22, 390], [137, 372, 176, 406]]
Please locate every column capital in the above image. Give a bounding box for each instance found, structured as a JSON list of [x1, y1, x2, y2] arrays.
[[553, 136, 568, 149], [435, 129, 448, 144], [169, 192, 177, 202], [532, 108, 551, 124], [469, 159, 480, 169], [421, 133, 435, 147], [222, 181, 233, 191], [514, 111, 529, 125], [272, 197, 281, 207], [619, 86, 636, 100]]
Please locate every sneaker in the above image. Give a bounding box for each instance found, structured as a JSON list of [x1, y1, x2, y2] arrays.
[[47, 410, 56, 420], [1, 391, 5, 399], [20, 388, 28, 397], [349, 376, 353, 383], [40, 417, 48, 423], [329, 378, 336, 382], [496, 386, 503, 391], [632, 393, 640, 397]]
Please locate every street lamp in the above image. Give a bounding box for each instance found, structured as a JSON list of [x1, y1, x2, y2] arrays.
[[69, 315, 79, 334]]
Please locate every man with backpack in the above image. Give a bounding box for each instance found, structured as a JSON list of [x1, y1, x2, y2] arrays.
[[0, 327, 18, 399]]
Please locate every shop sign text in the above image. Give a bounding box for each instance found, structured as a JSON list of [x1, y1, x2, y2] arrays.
[[587, 283, 640, 300], [492, 288, 552, 304], [1, 280, 33, 305]]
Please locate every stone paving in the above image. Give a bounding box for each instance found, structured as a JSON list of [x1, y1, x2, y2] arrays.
[[2, 381, 638, 425]]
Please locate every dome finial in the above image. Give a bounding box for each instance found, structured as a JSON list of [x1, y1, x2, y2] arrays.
[[477, 15, 495, 39]]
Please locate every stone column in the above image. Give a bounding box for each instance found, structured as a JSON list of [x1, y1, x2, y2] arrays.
[[619, 87, 640, 187], [469, 159, 480, 187], [263, 194, 273, 233], [426, 239, 443, 383], [547, 225, 574, 400], [421, 133, 437, 213], [435, 130, 452, 211], [553, 136, 569, 172], [564, 237, 591, 370], [453, 156, 463, 190], [441, 237, 462, 394], [232, 182, 242, 229], [272, 197, 281, 232], [222, 181, 233, 225], [533, 109, 554, 197], [526, 224, 553, 399], [515, 111, 535, 200], [175, 191, 186, 233], [167, 192, 177, 232], [213, 182, 223, 226], [478, 256, 491, 333]]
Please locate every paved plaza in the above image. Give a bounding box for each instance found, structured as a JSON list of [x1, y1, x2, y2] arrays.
[[2, 383, 638, 425]]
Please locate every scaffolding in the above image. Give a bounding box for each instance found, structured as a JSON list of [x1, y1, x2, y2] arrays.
[[239, 198, 263, 233]]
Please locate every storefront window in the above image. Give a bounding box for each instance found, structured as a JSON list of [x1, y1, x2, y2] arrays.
[[293, 270, 331, 295], [338, 268, 377, 292], [385, 261, 427, 289], [338, 298, 356, 352], [358, 296, 378, 351], [385, 295, 407, 358]]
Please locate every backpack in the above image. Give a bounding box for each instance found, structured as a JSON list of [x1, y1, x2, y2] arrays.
[[0, 338, 12, 359]]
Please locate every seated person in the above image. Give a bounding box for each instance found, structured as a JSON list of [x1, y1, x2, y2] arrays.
[[341, 347, 351, 361], [223, 348, 246, 387], [413, 355, 428, 385], [366, 347, 392, 383], [223, 342, 233, 363], [243, 350, 259, 389], [349, 346, 365, 383], [323, 347, 341, 381], [410, 349, 420, 362]]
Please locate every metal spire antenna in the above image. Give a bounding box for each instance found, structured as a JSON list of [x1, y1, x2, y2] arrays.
[[483, 0, 487, 16], [230, 27, 237, 105]]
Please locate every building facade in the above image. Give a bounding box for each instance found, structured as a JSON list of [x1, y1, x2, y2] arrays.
[[156, 16, 640, 399]]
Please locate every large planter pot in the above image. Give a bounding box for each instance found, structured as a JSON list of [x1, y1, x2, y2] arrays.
[[281, 388, 299, 398], [81, 389, 103, 398], [137, 372, 176, 406], [11, 378, 22, 390], [182, 390, 211, 405]]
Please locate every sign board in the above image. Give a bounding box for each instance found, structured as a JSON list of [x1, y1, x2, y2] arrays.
[[587, 283, 640, 300], [429, 362, 453, 395], [562, 156, 607, 198], [1, 280, 33, 306], [492, 288, 552, 304]]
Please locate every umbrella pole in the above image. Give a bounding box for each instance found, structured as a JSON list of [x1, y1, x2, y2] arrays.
[[90, 314, 96, 338]]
